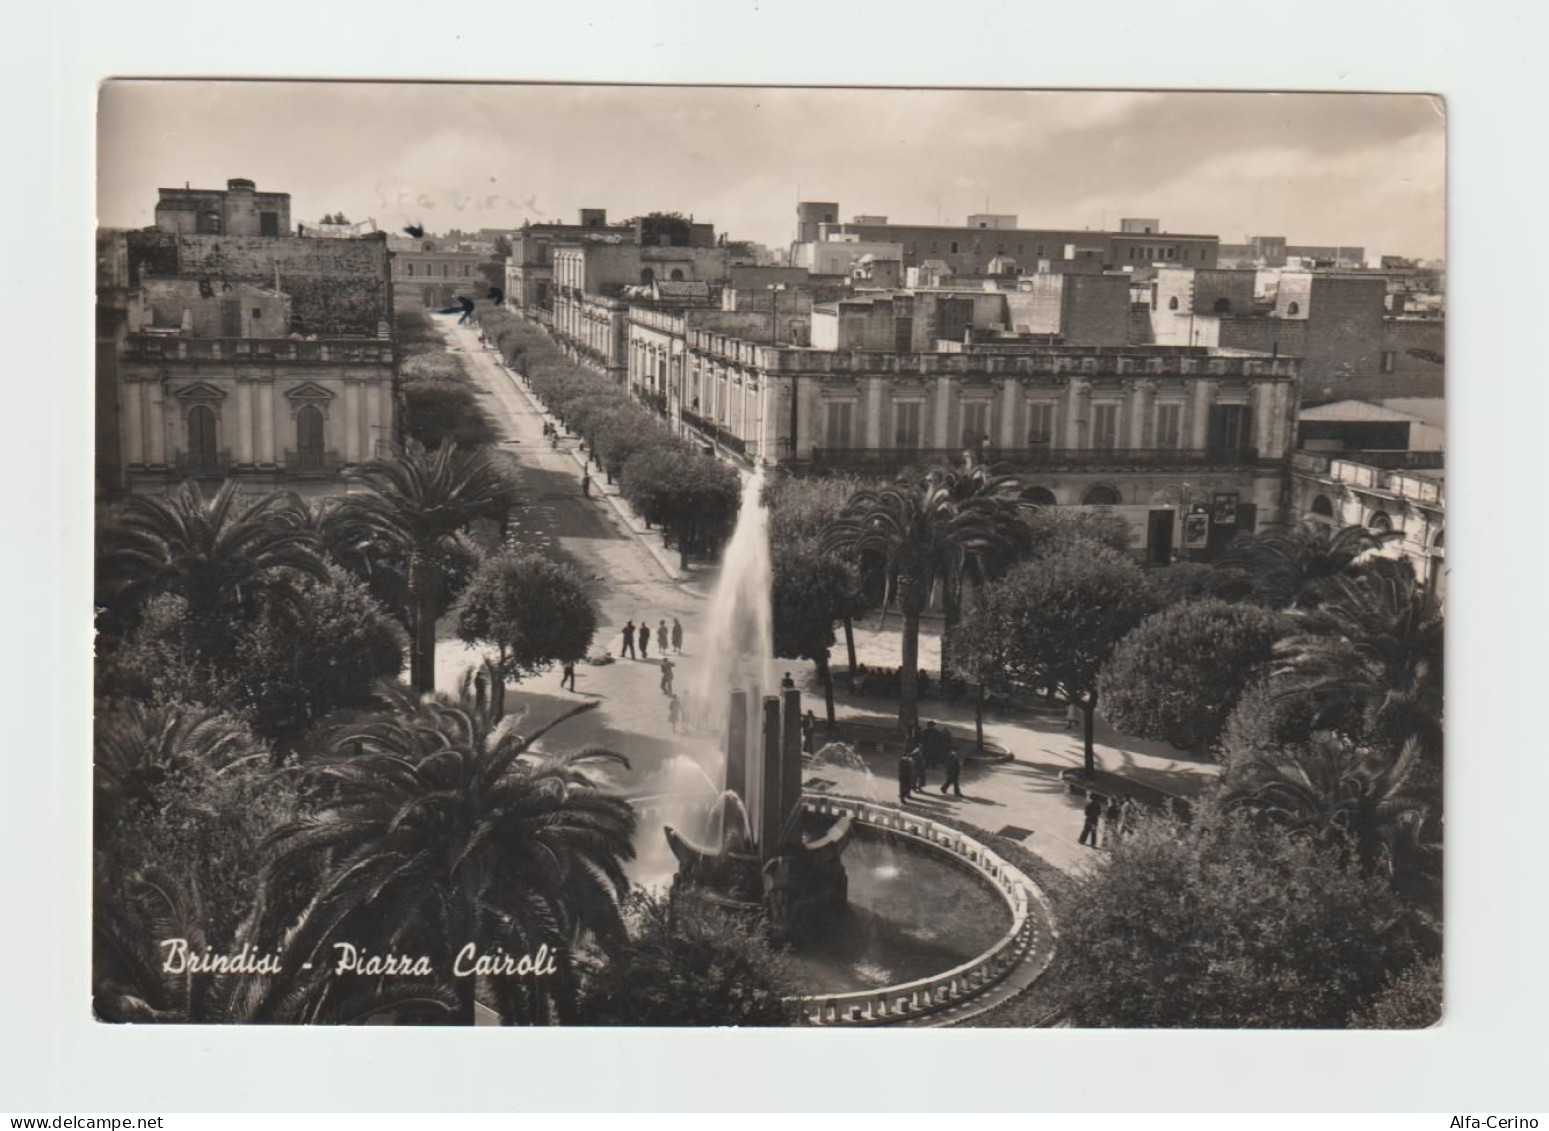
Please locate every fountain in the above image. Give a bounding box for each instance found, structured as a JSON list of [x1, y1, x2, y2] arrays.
[[663, 471, 854, 941], [632, 469, 1050, 1021]]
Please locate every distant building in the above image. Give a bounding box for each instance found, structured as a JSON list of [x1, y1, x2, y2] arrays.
[[101, 181, 396, 497], [1217, 235, 1366, 269], [390, 240, 490, 310], [154, 178, 291, 237]]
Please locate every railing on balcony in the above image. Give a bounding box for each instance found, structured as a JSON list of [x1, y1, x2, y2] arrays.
[[174, 450, 231, 476], [680, 407, 747, 456], [283, 449, 346, 474], [809, 445, 1260, 468]]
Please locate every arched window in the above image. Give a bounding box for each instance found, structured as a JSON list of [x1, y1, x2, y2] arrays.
[[640, 268, 655, 285], [1287, 301, 1300, 315], [1432, 528, 1444, 550], [1368, 510, 1393, 534], [1022, 486, 1058, 507], [1212, 297, 1233, 314], [1168, 296, 1180, 311], [1083, 484, 1122, 506], [670, 268, 685, 282], [187, 405, 218, 472], [295, 405, 325, 471], [1310, 494, 1335, 519]]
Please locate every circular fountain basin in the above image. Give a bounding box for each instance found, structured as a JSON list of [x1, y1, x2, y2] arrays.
[[629, 791, 1050, 1025]]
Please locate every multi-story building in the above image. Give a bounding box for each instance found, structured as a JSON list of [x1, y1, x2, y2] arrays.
[[676, 324, 1298, 561], [1291, 451, 1445, 598], [389, 239, 491, 310], [1145, 267, 1444, 402], [1217, 235, 1367, 269], [100, 182, 397, 497], [503, 209, 619, 321], [153, 178, 291, 237], [799, 203, 1220, 277]]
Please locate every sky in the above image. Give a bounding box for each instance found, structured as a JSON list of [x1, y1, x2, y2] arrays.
[[98, 84, 1446, 260]]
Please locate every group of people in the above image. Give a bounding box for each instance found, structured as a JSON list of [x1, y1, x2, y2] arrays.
[[621, 618, 683, 660], [1077, 792, 1135, 849], [896, 720, 965, 803], [851, 664, 967, 705]]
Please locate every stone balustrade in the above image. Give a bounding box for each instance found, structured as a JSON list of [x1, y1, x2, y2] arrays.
[[626, 791, 1053, 1027]]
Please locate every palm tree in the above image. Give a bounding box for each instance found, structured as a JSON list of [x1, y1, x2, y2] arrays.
[[934, 452, 1028, 681], [1222, 734, 1441, 917], [1218, 520, 1402, 609], [94, 700, 268, 812], [252, 672, 637, 1025], [1273, 557, 1444, 761], [823, 461, 1024, 730], [325, 441, 515, 693], [100, 480, 327, 660]]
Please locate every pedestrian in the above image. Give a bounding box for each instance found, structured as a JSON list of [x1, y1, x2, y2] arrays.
[[1119, 796, 1136, 837], [802, 710, 817, 754], [639, 620, 652, 658], [658, 620, 669, 653], [897, 750, 915, 805], [560, 661, 576, 692], [916, 721, 936, 789], [1078, 793, 1104, 848], [940, 746, 963, 798], [671, 618, 683, 654], [581, 471, 591, 498], [668, 694, 682, 733], [457, 294, 475, 326], [660, 656, 674, 695], [621, 620, 636, 660], [1105, 795, 1123, 844], [781, 671, 795, 691], [1065, 702, 1079, 731]]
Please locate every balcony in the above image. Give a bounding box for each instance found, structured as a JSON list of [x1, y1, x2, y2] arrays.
[[174, 450, 231, 476], [283, 449, 346, 474], [808, 446, 1260, 469], [680, 407, 747, 457]]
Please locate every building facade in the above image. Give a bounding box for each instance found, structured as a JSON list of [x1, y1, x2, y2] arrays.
[[389, 241, 491, 310], [154, 178, 291, 237]]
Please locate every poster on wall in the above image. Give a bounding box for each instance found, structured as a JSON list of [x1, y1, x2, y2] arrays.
[[1213, 491, 1239, 525], [1183, 511, 1211, 549]]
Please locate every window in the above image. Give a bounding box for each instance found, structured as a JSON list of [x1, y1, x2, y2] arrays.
[[894, 402, 923, 449], [1130, 248, 1136, 260], [251, 307, 263, 320], [1208, 403, 1251, 458], [670, 269, 685, 281], [1183, 249, 1190, 261], [1310, 495, 1335, 520], [198, 211, 222, 235], [295, 405, 326, 470], [1027, 402, 1054, 445], [641, 268, 655, 285], [1380, 350, 1396, 373], [962, 402, 989, 446], [1155, 403, 1182, 449], [950, 241, 959, 254], [826, 401, 854, 448], [406, 263, 414, 277], [1213, 297, 1233, 314], [1091, 403, 1120, 450], [1168, 296, 1180, 311], [1083, 484, 1122, 506], [463, 265, 470, 277], [1022, 486, 1057, 506], [1288, 301, 1300, 315], [1368, 510, 1393, 534], [259, 211, 279, 237]]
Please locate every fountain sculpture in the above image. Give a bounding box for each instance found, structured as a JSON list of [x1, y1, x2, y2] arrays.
[[662, 472, 853, 941]]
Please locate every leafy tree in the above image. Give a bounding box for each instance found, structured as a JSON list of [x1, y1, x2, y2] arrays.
[[457, 550, 598, 681], [823, 466, 1026, 731], [1218, 520, 1402, 609], [1273, 557, 1444, 761], [1221, 734, 1441, 919], [635, 211, 694, 247], [1217, 679, 1330, 772], [771, 543, 864, 726], [100, 480, 327, 663], [619, 448, 741, 569], [1021, 505, 1133, 559], [492, 234, 513, 260], [945, 603, 1016, 754], [400, 349, 497, 449], [1143, 560, 1251, 608], [1054, 811, 1427, 1028], [327, 442, 515, 693], [254, 680, 637, 1025], [575, 890, 797, 1026], [1098, 598, 1290, 757], [973, 547, 1151, 774]]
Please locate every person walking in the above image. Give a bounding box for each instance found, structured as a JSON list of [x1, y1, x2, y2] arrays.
[[781, 672, 795, 691], [581, 471, 591, 498], [671, 618, 683, 654], [897, 750, 915, 805], [621, 620, 636, 660], [940, 745, 963, 798], [801, 710, 817, 754], [639, 620, 652, 658], [1078, 793, 1104, 848], [660, 656, 675, 695], [560, 661, 576, 692], [917, 721, 941, 789], [667, 694, 682, 733], [1105, 795, 1124, 845], [457, 294, 475, 326], [658, 620, 669, 654], [1065, 702, 1079, 731]]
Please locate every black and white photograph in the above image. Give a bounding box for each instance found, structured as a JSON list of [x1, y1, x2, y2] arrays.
[[86, 81, 1452, 1033]]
